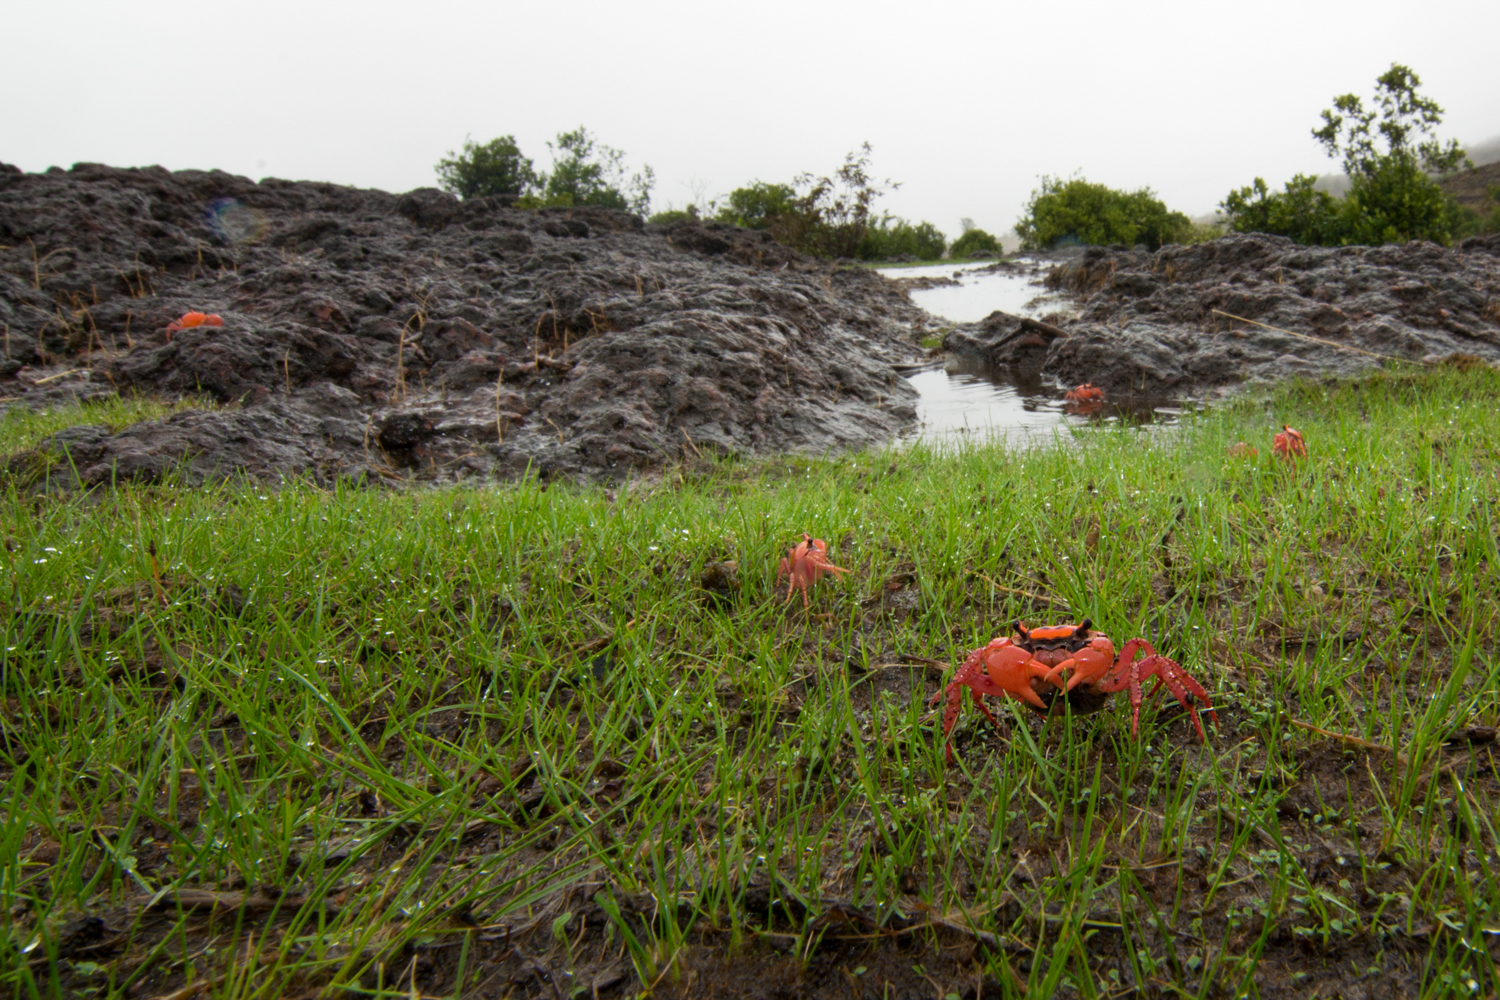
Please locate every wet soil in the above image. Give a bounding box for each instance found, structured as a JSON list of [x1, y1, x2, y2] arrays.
[[943, 234, 1500, 398], [0, 163, 938, 486]]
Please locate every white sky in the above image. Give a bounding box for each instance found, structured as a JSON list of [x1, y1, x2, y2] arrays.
[[5, 0, 1498, 240]]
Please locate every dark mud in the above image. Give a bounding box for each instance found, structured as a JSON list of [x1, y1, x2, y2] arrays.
[[945, 234, 1500, 396], [0, 163, 936, 486]]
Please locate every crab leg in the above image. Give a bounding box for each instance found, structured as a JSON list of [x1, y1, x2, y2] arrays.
[[1098, 639, 1218, 740]]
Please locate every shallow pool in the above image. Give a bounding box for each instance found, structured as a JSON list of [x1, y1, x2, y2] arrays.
[[884, 260, 1072, 323], [879, 261, 1183, 445]]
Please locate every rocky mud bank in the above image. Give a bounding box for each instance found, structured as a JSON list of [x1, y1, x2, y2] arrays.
[[0, 163, 937, 486], [945, 233, 1500, 396]]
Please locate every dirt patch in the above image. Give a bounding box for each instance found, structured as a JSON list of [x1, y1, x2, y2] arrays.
[[0, 163, 937, 485], [942, 234, 1500, 396]]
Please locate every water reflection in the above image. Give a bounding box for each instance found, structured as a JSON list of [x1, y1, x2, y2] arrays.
[[899, 356, 1183, 445], [882, 260, 1071, 323], [878, 261, 1184, 445]]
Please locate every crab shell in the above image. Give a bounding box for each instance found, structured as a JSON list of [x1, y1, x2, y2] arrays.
[[1010, 621, 1118, 714]]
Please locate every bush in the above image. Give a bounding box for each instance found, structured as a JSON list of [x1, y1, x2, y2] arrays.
[[435, 136, 537, 200], [1014, 176, 1192, 251], [1221, 174, 1352, 245], [648, 206, 700, 226], [715, 182, 796, 230], [949, 227, 1001, 259], [523, 127, 655, 216], [1223, 64, 1470, 246], [765, 144, 895, 258], [717, 148, 931, 260], [857, 218, 946, 261]]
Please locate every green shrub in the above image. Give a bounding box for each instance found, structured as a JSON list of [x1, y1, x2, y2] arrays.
[[765, 144, 894, 258], [1223, 64, 1470, 246], [717, 148, 923, 260], [439, 128, 655, 215], [857, 218, 946, 260], [515, 127, 655, 215], [949, 227, 1001, 258], [1222, 174, 1353, 245], [715, 182, 796, 230], [648, 207, 699, 226], [435, 135, 537, 199], [1014, 176, 1192, 251]]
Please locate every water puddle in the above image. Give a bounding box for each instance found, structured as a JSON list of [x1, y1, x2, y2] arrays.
[[884, 260, 1071, 323], [879, 260, 1184, 445]]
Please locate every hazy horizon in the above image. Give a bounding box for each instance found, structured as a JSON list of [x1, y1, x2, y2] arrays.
[[5, 0, 1498, 241]]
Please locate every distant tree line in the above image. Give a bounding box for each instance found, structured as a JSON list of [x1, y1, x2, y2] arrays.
[[437, 69, 1496, 266], [438, 136, 986, 262]]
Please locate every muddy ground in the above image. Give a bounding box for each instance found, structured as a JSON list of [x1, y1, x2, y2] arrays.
[[6, 164, 1500, 485], [945, 234, 1500, 396], [0, 163, 937, 486]]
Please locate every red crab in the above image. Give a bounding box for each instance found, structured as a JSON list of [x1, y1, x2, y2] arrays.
[[930, 620, 1217, 761], [164, 311, 224, 341], [1272, 425, 1307, 461], [1064, 383, 1105, 403], [776, 533, 848, 608]]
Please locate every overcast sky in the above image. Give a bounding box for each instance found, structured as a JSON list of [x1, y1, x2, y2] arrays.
[[6, 0, 1498, 240]]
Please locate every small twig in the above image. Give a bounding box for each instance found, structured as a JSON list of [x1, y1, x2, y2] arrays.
[[494, 365, 506, 443], [680, 426, 702, 460], [1210, 309, 1430, 366], [28, 369, 85, 385], [146, 541, 169, 607], [973, 572, 1069, 608], [1288, 717, 1395, 754]]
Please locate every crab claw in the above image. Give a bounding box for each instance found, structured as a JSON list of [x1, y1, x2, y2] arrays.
[[932, 638, 1052, 762]]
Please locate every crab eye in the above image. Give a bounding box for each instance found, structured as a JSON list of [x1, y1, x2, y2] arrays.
[[1014, 621, 1028, 639], [1074, 618, 1093, 636]]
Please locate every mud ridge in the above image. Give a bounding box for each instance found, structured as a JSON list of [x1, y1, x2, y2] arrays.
[[945, 233, 1500, 395], [0, 163, 936, 486]]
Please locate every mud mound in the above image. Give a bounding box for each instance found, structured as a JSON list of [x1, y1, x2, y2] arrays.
[[945, 234, 1500, 395], [0, 163, 931, 486]]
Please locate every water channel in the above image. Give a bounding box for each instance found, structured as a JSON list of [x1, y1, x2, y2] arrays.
[[880, 260, 1186, 444]]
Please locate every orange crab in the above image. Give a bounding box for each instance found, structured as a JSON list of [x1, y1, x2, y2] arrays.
[[1063, 382, 1106, 416], [776, 533, 848, 608], [164, 311, 224, 341], [930, 620, 1217, 761], [1272, 425, 1307, 461]]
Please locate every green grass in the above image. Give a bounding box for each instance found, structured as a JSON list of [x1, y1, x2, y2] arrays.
[[0, 396, 211, 457], [2, 365, 1499, 998]]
